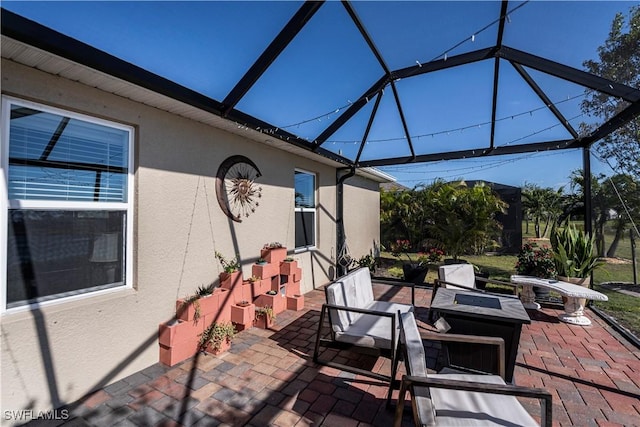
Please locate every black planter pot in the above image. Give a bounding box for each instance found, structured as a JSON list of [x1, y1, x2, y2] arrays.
[[402, 264, 428, 285]]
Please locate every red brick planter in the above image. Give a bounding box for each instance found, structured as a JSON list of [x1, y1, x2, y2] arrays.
[[260, 247, 287, 264], [231, 303, 255, 325], [203, 338, 231, 356], [255, 293, 286, 314], [279, 260, 298, 275], [253, 313, 275, 329], [252, 262, 278, 280], [287, 294, 305, 311]]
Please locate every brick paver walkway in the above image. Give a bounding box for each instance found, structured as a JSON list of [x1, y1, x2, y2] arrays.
[[27, 284, 640, 426]]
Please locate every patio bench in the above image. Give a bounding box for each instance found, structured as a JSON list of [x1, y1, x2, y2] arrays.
[[313, 267, 415, 405], [394, 311, 552, 427], [510, 275, 608, 325]]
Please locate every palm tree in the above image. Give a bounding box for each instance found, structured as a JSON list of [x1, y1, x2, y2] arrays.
[[521, 184, 565, 238]]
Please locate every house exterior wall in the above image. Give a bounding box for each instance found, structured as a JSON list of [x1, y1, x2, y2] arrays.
[[0, 59, 382, 413], [343, 175, 381, 262]]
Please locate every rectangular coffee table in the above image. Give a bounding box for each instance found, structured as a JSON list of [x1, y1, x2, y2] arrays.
[[430, 288, 531, 383]]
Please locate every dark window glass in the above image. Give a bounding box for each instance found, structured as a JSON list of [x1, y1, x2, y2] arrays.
[[6, 210, 126, 308], [295, 211, 315, 248], [294, 171, 315, 248]]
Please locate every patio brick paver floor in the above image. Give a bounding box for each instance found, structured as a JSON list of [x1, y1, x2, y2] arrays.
[[30, 284, 640, 426]]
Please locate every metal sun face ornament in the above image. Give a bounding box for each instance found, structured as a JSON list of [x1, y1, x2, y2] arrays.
[[215, 155, 262, 222]]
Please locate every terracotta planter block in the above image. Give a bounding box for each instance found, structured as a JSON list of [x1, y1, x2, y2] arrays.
[[287, 295, 304, 311], [158, 319, 204, 347], [231, 303, 256, 325], [287, 281, 301, 297], [176, 298, 199, 322], [269, 276, 280, 293], [252, 263, 279, 280], [220, 271, 243, 290], [257, 278, 271, 295], [203, 302, 231, 325], [203, 338, 231, 356], [279, 260, 298, 275], [215, 288, 232, 309], [255, 293, 286, 314], [260, 247, 287, 264], [198, 293, 219, 318], [159, 340, 199, 366], [253, 314, 274, 329], [294, 267, 302, 282]]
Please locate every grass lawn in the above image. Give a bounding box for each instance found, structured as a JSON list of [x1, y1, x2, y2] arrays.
[[379, 250, 640, 338]]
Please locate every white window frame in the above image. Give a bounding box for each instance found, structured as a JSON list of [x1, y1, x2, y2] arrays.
[[0, 96, 135, 314], [294, 168, 317, 252]]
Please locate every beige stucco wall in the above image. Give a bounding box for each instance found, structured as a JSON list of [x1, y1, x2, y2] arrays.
[[0, 59, 382, 413], [343, 175, 382, 261]]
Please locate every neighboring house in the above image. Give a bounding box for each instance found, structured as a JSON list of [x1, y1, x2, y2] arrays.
[[0, 20, 392, 413]]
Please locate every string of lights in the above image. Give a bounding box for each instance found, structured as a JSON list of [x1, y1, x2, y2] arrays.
[[269, 1, 533, 133], [386, 149, 569, 184], [228, 0, 627, 160], [326, 93, 586, 145]]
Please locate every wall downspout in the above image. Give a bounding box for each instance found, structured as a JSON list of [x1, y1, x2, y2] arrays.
[[336, 167, 356, 277]]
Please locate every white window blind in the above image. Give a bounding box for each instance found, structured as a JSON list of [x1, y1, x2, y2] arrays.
[[8, 106, 129, 202]]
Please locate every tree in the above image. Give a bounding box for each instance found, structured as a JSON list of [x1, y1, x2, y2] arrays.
[[380, 186, 431, 250], [581, 5, 640, 180], [521, 184, 565, 238], [569, 169, 640, 258], [425, 180, 507, 260]]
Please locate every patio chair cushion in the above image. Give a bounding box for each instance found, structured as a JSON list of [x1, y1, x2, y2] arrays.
[[400, 311, 436, 424], [333, 301, 412, 349], [438, 264, 476, 290], [326, 268, 413, 350], [428, 373, 539, 426], [326, 267, 375, 331]]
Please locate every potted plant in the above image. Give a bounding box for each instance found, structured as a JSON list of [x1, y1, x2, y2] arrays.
[[261, 242, 287, 264], [353, 252, 376, 273], [390, 239, 428, 285], [215, 251, 241, 273], [216, 251, 242, 289], [254, 306, 276, 329], [199, 321, 236, 355], [256, 258, 267, 265], [515, 243, 557, 299], [550, 223, 603, 285]]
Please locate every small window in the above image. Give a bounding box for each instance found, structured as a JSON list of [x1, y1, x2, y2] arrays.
[[294, 170, 316, 249], [2, 97, 133, 310]]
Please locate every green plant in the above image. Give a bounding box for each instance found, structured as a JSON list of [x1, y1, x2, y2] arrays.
[[263, 242, 283, 249], [178, 294, 202, 322], [199, 321, 236, 352], [215, 251, 240, 273], [266, 290, 277, 295], [196, 283, 214, 297], [284, 257, 294, 262], [256, 306, 276, 321], [355, 252, 377, 272], [248, 275, 261, 283], [256, 258, 267, 264], [515, 243, 556, 279], [550, 223, 604, 278]]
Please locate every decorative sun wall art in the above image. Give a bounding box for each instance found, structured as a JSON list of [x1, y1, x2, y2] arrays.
[[215, 155, 263, 222]]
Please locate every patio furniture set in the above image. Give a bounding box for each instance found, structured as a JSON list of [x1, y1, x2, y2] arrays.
[[313, 266, 557, 426]]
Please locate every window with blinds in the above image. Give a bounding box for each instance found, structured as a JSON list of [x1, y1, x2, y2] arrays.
[[2, 97, 133, 310], [294, 170, 316, 249]]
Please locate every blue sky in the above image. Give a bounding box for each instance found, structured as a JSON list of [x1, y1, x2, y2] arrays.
[[3, 1, 635, 191]]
